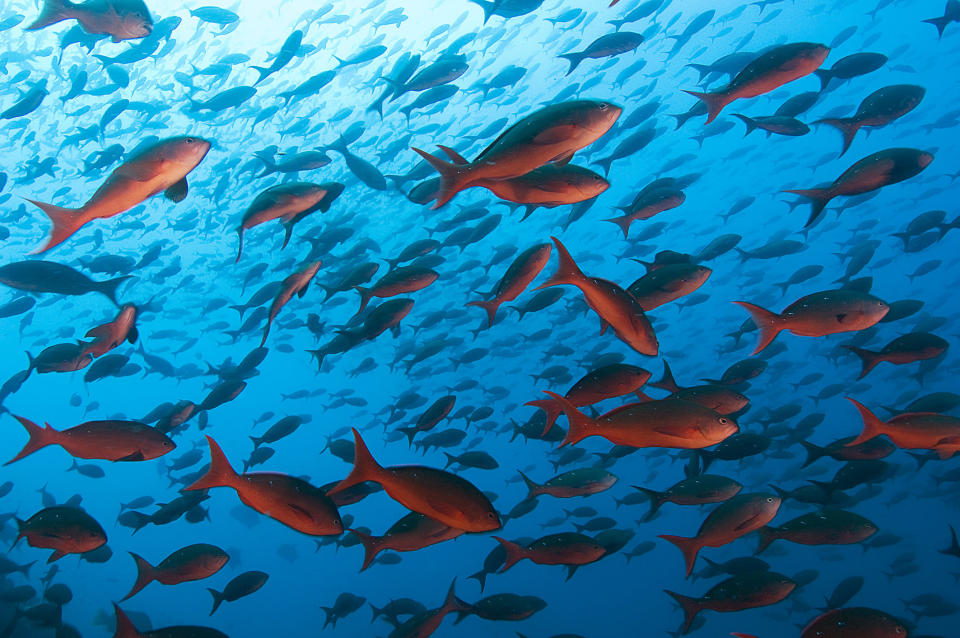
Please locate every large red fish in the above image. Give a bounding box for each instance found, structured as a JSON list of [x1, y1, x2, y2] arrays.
[[348, 512, 463, 571], [6, 415, 175, 464], [185, 436, 343, 535], [82, 303, 138, 358], [734, 290, 889, 354], [685, 43, 829, 123], [327, 428, 501, 532], [122, 544, 229, 600], [27, 136, 210, 253], [16, 506, 107, 562], [494, 533, 607, 572], [536, 237, 658, 356], [846, 397, 960, 459], [413, 100, 621, 208], [666, 571, 796, 633]]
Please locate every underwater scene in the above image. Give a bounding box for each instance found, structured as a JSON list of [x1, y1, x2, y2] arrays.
[[1, 0, 959, 636]]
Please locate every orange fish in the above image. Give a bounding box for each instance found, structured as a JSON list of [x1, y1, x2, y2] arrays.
[[843, 332, 947, 379], [122, 543, 228, 600], [659, 493, 781, 576], [536, 237, 658, 356], [666, 571, 796, 634], [27, 136, 210, 253], [734, 290, 889, 355], [846, 397, 960, 459], [494, 532, 607, 572], [184, 436, 343, 535], [546, 391, 738, 449], [82, 303, 138, 358], [327, 428, 501, 532], [16, 505, 107, 562], [467, 243, 551, 326], [6, 415, 175, 464], [413, 100, 621, 208], [261, 260, 322, 346], [348, 512, 463, 571], [685, 43, 829, 123]]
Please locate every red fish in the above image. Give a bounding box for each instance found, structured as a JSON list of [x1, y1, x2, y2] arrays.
[[388, 580, 470, 638], [685, 43, 829, 123], [261, 260, 322, 346], [536, 237, 658, 356], [184, 436, 343, 535], [328, 428, 501, 532], [6, 415, 175, 464], [82, 303, 138, 358], [17, 506, 107, 562], [413, 100, 621, 208], [784, 147, 934, 226], [815, 85, 925, 155], [659, 493, 781, 576], [843, 332, 947, 379], [734, 290, 889, 355], [666, 571, 796, 633], [494, 532, 607, 572], [519, 467, 618, 499], [756, 509, 877, 553], [801, 607, 908, 638], [467, 243, 551, 326], [348, 512, 463, 571], [122, 543, 229, 600], [546, 391, 738, 449], [846, 397, 960, 459], [527, 363, 651, 434], [355, 266, 438, 315]]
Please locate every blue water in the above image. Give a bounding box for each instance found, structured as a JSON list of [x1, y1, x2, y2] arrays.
[[1, 0, 959, 636]]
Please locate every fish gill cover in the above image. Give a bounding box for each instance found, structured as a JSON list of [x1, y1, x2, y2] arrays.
[[0, 0, 957, 636]]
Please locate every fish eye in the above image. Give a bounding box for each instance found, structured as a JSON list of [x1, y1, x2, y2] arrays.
[[766, 497, 774, 502], [718, 417, 727, 424], [598, 103, 609, 111], [185, 137, 196, 144]]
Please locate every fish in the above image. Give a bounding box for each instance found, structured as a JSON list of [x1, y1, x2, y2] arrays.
[[846, 398, 960, 459], [666, 572, 796, 633], [0, 260, 131, 303], [236, 183, 343, 262], [112, 604, 228, 638], [208, 570, 269, 615], [261, 260, 322, 346], [6, 415, 174, 464], [122, 543, 229, 600], [756, 509, 878, 553], [815, 85, 926, 155], [16, 506, 107, 562], [467, 243, 551, 326], [27, 136, 211, 253], [26, 0, 153, 42]]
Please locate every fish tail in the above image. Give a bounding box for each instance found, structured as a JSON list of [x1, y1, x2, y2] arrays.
[[5, 415, 58, 465], [122, 552, 156, 600], [755, 526, 780, 554], [650, 360, 680, 393], [799, 441, 826, 468], [544, 391, 598, 447], [682, 89, 730, 124], [348, 528, 383, 572], [353, 286, 373, 316], [260, 319, 271, 347], [664, 589, 702, 634], [411, 147, 472, 209], [813, 68, 833, 91], [112, 604, 141, 638], [26, 198, 84, 254], [732, 113, 758, 136], [603, 214, 633, 238], [281, 222, 294, 250], [635, 486, 668, 521], [441, 579, 471, 615], [467, 569, 488, 592], [558, 52, 586, 76], [769, 484, 791, 503], [535, 237, 585, 290], [207, 588, 224, 615], [466, 299, 501, 328], [524, 398, 562, 435], [99, 275, 133, 306], [732, 301, 783, 355], [185, 436, 239, 491], [923, 15, 952, 39], [327, 428, 384, 495], [594, 155, 615, 177], [398, 427, 418, 448], [25, 0, 77, 31], [250, 65, 271, 85], [493, 536, 526, 572], [782, 187, 834, 227], [814, 117, 862, 156], [658, 534, 701, 577], [845, 397, 885, 447], [843, 346, 882, 379], [235, 228, 244, 263], [517, 470, 542, 499]]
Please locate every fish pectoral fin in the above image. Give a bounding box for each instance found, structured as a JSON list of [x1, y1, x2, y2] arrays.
[[164, 178, 189, 203], [598, 319, 609, 335], [116, 451, 145, 462], [127, 326, 139, 344], [298, 282, 311, 298], [835, 313, 847, 323], [651, 428, 688, 439], [552, 152, 574, 167], [288, 503, 313, 519], [533, 124, 576, 145], [659, 280, 686, 293], [733, 513, 762, 532]]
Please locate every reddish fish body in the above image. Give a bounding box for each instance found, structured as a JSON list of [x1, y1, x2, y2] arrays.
[[123, 544, 229, 600], [659, 493, 781, 577], [494, 533, 607, 571], [734, 289, 889, 355], [261, 260, 322, 346], [756, 509, 877, 553], [547, 391, 738, 450], [815, 84, 925, 155], [17, 506, 107, 562], [413, 100, 621, 208], [527, 363, 651, 433], [6, 415, 175, 464], [606, 187, 685, 238], [349, 512, 463, 571], [474, 164, 609, 208], [784, 147, 934, 226], [801, 607, 908, 638], [536, 237, 658, 356], [399, 395, 457, 444], [520, 467, 618, 499], [628, 263, 712, 311], [328, 428, 501, 532], [666, 571, 796, 633], [356, 266, 438, 315], [468, 243, 551, 326], [185, 436, 343, 536], [82, 303, 138, 358], [29, 343, 93, 373], [846, 398, 960, 459], [844, 332, 947, 379], [685, 43, 830, 123]]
